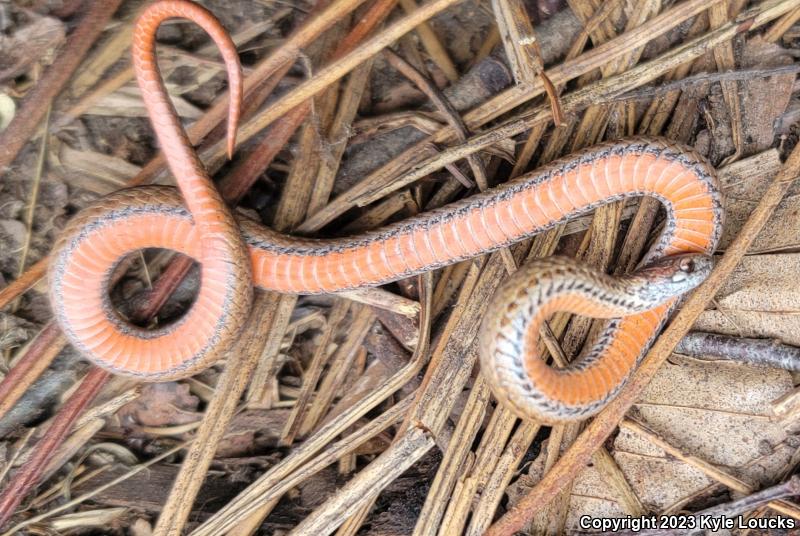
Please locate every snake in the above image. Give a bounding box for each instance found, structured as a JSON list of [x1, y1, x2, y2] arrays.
[[48, 0, 723, 423]]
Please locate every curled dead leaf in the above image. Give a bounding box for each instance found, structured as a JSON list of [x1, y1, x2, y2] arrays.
[[0, 13, 65, 81], [117, 382, 201, 428]]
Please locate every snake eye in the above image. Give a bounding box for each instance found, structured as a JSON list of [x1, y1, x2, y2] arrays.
[[679, 257, 695, 273]]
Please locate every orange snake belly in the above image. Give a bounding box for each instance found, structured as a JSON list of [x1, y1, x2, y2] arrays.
[[47, 0, 723, 422]]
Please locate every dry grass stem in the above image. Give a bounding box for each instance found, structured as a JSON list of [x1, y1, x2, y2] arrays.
[[398, 0, 459, 82], [297, 0, 721, 232], [152, 295, 283, 535]]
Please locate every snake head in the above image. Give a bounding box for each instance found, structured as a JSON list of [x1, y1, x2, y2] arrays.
[[632, 253, 714, 305]]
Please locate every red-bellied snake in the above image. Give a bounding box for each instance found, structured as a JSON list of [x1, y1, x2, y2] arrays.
[[48, 0, 723, 422]]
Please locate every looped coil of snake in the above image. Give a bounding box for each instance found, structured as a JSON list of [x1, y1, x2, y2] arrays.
[[48, 0, 724, 423]]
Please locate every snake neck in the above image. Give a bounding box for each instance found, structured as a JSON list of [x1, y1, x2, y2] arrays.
[[479, 257, 675, 422]]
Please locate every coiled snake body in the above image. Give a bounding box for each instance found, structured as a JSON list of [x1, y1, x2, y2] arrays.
[[48, 0, 723, 422]]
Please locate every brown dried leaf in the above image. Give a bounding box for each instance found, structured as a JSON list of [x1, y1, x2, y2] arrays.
[[54, 144, 141, 195], [738, 38, 795, 155], [0, 13, 65, 81], [117, 382, 201, 428], [629, 359, 791, 462], [216, 408, 291, 458], [701, 39, 794, 163], [508, 359, 793, 531], [85, 86, 202, 119], [695, 253, 800, 345], [717, 149, 800, 253]]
